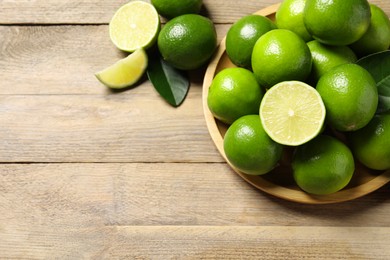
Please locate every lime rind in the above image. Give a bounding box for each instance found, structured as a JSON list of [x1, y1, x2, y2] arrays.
[[109, 1, 160, 52], [259, 81, 326, 146], [95, 48, 148, 89]]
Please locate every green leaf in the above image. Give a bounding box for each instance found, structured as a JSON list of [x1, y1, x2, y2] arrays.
[[147, 53, 189, 107], [356, 50, 390, 114]]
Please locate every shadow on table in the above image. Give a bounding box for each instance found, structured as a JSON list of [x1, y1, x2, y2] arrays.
[[261, 183, 389, 222]]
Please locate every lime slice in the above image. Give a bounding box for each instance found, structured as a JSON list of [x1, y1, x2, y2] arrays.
[[95, 48, 148, 89], [109, 1, 160, 52], [259, 81, 326, 146]]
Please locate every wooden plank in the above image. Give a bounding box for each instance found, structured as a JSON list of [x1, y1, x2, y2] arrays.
[[1, 225, 389, 259], [0, 26, 229, 163], [0, 0, 388, 25], [0, 0, 282, 24], [0, 163, 389, 258], [0, 24, 230, 95], [107, 226, 390, 259], [1, 163, 389, 227], [0, 93, 223, 162]]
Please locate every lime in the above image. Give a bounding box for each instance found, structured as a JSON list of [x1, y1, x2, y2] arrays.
[[95, 49, 147, 89], [224, 115, 284, 175], [251, 29, 312, 88], [292, 135, 355, 195], [304, 0, 371, 46], [348, 114, 390, 171], [259, 81, 326, 146], [151, 0, 203, 19], [316, 64, 378, 132], [109, 1, 160, 52], [275, 0, 312, 42], [307, 40, 357, 83], [158, 14, 217, 70], [207, 68, 265, 125], [226, 15, 276, 68], [350, 4, 390, 57]]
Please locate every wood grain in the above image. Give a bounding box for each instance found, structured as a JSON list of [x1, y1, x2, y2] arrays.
[[1, 0, 390, 258], [107, 226, 390, 259], [0, 24, 230, 95], [2, 224, 389, 259], [0, 0, 388, 25], [0, 0, 282, 24], [0, 93, 224, 163], [0, 25, 229, 163], [0, 163, 389, 228], [0, 24, 230, 163], [0, 163, 388, 258]]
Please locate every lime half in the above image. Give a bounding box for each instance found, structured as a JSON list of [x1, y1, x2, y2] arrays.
[[95, 48, 148, 89], [109, 1, 160, 52], [260, 81, 326, 146]]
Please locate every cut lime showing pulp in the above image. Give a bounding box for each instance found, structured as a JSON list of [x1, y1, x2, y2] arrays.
[[109, 1, 160, 52], [259, 81, 326, 146], [95, 48, 148, 89]]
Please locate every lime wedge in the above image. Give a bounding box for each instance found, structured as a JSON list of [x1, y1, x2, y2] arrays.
[[95, 48, 148, 89], [109, 1, 160, 52], [259, 81, 326, 146]]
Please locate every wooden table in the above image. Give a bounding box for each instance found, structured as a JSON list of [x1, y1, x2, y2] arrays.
[[1, 0, 389, 258]]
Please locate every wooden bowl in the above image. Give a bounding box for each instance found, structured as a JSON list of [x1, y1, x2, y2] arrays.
[[202, 3, 390, 204]]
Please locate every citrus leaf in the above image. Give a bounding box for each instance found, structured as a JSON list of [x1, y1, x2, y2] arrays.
[[378, 75, 390, 95], [147, 53, 189, 107], [356, 50, 390, 114]]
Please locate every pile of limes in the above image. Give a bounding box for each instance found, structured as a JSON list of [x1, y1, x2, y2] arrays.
[[207, 0, 390, 195], [96, 0, 217, 88]]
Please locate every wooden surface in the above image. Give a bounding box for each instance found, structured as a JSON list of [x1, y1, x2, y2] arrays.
[[1, 0, 389, 259]]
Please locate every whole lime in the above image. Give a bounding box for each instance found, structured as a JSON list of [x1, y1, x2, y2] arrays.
[[224, 115, 284, 175], [292, 135, 355, 195], [348, 114, 390, 170], [350, 4, 390, 57], [151, 0, 203, 19], [276, 0, 312, 42], [316, 64, 378, 132], [158, 14, 217, 70], [304, 0, 371, 46], [226, 15, 276, 68], [252, 29, 312, 88], [207, 68, 265, 125], [307, 40, 357, 83]]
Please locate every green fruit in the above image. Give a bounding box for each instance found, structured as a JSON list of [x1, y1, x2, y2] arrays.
[[307, 40, 357, 83], [151, 0, 203, 19], [109, 1, 160, 52], [207, 68, 265, 125], [95, 49, 148, 89], [350, 4, 390, 57], [276, 0, 312, 42], [151, 0, 202, 19], [292, 135, 355, 195], [251, 29, 312, 88], [316, 64, 378, 132], [348, 114, 390, 170], [224, 115, 283, 175], [226, 15, 276, 68], [158, 14, 217, 70], [304, 0, 371, 46], [259, 81, 326, 146]]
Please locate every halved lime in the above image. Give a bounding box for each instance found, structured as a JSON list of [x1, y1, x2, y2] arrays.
[[259, 81, 326, 146], [95, 48, 148, 89], [109, 1, 160, 52]]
